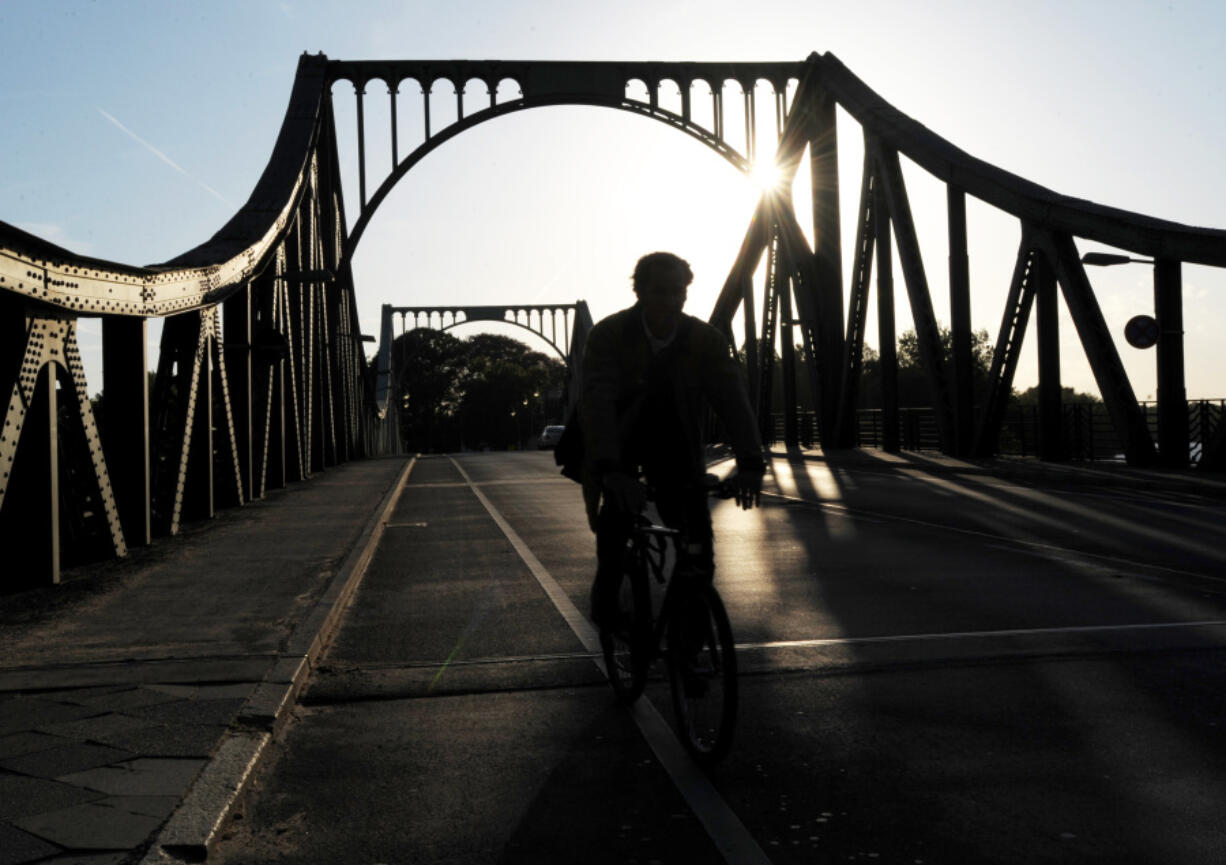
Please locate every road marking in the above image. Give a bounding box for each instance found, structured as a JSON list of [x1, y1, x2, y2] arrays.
[[410, 477, 572, 489], [738, 619, 1226, 652], [450, 456, 774, 865], [760, 488, 1224, 582]]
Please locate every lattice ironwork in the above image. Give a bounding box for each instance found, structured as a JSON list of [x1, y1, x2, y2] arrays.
[[2, 49, 1224, 585]]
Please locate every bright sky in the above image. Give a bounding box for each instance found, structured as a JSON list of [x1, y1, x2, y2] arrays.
[[3, 0, 1224, 401]]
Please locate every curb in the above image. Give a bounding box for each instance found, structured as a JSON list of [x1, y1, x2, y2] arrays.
[[138, 456, 417, 864]]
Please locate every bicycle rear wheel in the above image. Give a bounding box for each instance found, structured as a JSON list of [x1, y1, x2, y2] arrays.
[[666, 584, 737, 764], [599, 567, 651, 704]]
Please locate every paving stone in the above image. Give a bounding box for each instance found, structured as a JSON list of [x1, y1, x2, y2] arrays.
[[96, 794, 179, 819], [121, 698, 246, 728], [192, 683, 258, 700], [0, 698, 102, 736], [28, 686, 131, 707], [57, 757, 205, 797], [0, 731, 67, 760], [0, 742, 135, 779], [0, 821, 62, 865], [37, 712, 154, 742], [141, 685, 197, 699], [90, 722, 226, 758], [12, 796, 170, 850], [73, 688, 183, 712], [0, 772, 104, 820]]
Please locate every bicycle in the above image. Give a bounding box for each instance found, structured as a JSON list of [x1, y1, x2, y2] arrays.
[[597, 477, 739, 765]]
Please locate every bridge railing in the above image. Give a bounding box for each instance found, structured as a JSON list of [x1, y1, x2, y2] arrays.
[[783, 399, 1226, 466], [0, 53, 395, 587]]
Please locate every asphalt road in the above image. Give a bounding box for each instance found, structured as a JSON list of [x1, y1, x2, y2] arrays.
[[209, 451, 1226, 864]]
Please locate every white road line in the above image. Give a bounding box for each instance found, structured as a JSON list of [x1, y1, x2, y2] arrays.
[[738, 619, 1226, 652], [760, 489, 1222, 582], [449, 457, 774, 865]]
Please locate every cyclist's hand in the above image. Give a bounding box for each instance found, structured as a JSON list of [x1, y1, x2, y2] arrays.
[[732, 469, 763, 510], [602, 471, 646, 513]]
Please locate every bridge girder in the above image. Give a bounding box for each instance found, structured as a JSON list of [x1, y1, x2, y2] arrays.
[[2, 50, 1225, 587]]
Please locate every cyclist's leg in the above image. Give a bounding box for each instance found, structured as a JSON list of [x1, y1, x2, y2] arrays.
[[651, 479, 715, 665], [652, 478, 713, 582], [591, 501, 634, 626]]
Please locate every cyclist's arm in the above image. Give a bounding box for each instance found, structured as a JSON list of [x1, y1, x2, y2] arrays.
[[695, 326, 767, 508], [579, 317, 626, 477], [581, 315, 648, 513]]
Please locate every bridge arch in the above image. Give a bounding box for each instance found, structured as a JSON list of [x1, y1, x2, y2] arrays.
[[325, 59, 804, 264]]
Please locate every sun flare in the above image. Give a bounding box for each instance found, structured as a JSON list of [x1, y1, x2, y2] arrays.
[[748, 158, 783, 194]]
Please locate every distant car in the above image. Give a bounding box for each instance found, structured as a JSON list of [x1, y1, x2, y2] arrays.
[[537, 425, 566, 450]]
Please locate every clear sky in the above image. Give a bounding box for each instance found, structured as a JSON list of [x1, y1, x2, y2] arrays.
[[3, 0, 1224, 401]]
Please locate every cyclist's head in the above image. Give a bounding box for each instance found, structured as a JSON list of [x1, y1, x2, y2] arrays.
[[633, 252, 692, 329]]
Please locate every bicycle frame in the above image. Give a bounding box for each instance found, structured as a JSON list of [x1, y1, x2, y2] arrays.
[[631, 518, 698, 659]]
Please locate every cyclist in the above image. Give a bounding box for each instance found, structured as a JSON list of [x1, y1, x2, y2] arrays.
[[580, 251, 765, 627]]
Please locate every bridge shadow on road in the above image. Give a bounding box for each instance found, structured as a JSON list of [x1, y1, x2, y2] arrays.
[[715, 448, 1226, 863]]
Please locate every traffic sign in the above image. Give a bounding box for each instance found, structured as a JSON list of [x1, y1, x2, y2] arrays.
[[1124, 315, 1159, 349]]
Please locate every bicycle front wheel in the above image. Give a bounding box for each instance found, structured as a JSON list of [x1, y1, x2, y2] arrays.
[[666, 584, 738, 764], [599, 568, 651, 704]]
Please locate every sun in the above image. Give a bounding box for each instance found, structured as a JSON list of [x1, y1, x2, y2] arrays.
[[748, 158, 783, 194]]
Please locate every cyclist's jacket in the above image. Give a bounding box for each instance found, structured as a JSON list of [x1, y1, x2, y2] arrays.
[[578, 303, 764, 527]]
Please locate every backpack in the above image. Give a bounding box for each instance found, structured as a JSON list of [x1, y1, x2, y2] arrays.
[[554, 313, 693, 483]]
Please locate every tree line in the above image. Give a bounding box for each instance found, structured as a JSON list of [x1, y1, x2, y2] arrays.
[[763, 325, 1100, 413], [392, 329, 566, 453]]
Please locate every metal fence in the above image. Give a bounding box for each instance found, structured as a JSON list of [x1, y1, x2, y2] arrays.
[[766, 400, 1225, 466]]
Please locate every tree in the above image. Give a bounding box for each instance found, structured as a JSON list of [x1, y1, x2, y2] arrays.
[[858, 326, 995, 409], [391, 330, 565, 452], [457, 334, 564, 450], [393, 329, 466, 453], [1012, 385, 1101, 405]]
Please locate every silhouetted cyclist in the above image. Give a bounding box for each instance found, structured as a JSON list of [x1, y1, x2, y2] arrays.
[[580, 251, 765, 627]]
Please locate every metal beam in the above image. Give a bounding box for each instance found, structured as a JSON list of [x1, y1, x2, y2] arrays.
[[1034, 251, 1063, 461], [871, 139, 953, 451], [974, 238, 1037, 457], [102, 316, 151, 546], [947, 187, 974, 456], [1154, 258, 1188, 468], [1038, 230, 1156, 466], [834, 150, 876, 446]]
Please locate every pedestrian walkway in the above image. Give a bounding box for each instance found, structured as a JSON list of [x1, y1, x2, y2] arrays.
[[0, 456, 413, 865]]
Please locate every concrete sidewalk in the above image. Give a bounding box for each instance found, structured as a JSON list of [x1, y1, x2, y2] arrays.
[[0, 456, 413, 865]]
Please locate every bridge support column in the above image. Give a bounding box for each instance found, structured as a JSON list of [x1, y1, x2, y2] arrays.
[[1154, 259, 1188, 468], [102, 317, 151, 546], [947, 188, 974, 456], [810, 91, 844, 450], [20, 364, 61, 584], [1034, 252, 1064, 461], [876, 181, 899, 453], [224, 285, 254, 503]]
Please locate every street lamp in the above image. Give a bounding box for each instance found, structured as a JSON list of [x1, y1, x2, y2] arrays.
[[1081, 252, 1154, 267], [1082, 251, 1187, 468]]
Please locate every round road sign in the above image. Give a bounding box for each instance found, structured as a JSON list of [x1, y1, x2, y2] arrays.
[[1124, 314, 1159, 349]]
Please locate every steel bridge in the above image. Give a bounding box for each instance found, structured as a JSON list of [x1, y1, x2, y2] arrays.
[[2, 51, 1224, 586], [375, 302, 594, 416]]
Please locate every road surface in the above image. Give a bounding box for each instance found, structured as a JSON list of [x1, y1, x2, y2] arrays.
[[209, 450, 1226, 864]]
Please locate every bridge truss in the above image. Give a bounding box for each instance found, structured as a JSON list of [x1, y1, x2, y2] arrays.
[[375, 301, 594, 420], [2, 52, 1224, 584]]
